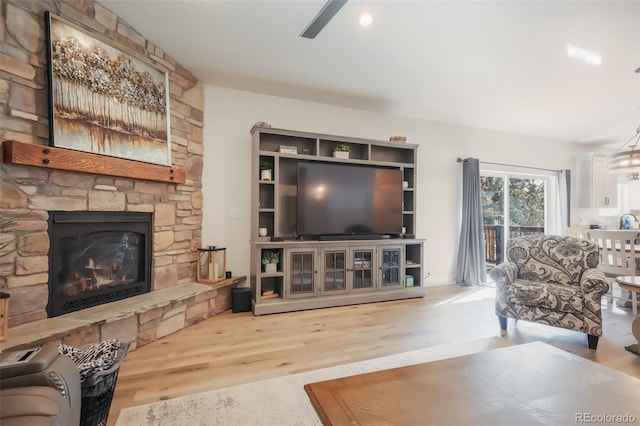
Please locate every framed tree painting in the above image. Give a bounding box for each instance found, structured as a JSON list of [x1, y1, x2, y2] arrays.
[[45, 12, 171, 166]]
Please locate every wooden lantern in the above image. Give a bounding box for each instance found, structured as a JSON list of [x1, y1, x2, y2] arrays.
[[197, 246, 227, 284], [0, 292, 9, 342]]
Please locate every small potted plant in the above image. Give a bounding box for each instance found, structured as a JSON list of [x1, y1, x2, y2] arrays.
[[261, 250, 280, 273], [333, 143, 350, 159], [260, 158, 273, 181]]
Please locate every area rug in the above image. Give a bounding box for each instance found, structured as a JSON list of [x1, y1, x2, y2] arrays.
[[115, 336, 513, 426]]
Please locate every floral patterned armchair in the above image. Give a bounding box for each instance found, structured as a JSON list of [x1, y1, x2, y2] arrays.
[[489, 235, 609, 349]]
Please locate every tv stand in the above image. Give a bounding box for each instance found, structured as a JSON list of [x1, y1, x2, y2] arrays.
[[317, 234, 383, 241], [251, 238, 425, 315], [250, 125, 421, 316]]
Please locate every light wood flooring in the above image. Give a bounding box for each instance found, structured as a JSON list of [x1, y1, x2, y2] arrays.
[[108, 284, 640, 425]]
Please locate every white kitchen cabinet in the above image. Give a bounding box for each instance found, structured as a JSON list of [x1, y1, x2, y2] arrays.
[[575, 154, 618, 208], [629, 180, 640, 210]]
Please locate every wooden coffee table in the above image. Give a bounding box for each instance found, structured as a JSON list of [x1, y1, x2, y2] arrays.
[[304, 342, 640, 425], [616, 276, 640, 315]]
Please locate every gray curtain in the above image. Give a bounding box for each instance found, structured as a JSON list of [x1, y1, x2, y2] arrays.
[[557, 169, 570, 228], [456, 158, 487, 285]]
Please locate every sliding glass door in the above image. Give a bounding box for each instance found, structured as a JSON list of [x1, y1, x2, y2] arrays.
[[481, 173, 547, 265]]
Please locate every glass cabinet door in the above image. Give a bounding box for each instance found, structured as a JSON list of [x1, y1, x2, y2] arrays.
[[380, 246, 403, 289], [350, 248, 374, 291], [287, 249, 317, 298], [321, 249, 347, 294]]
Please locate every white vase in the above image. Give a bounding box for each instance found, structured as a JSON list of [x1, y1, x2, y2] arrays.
[[265, 262, 277, 273], [333, 151, 349, 159], [261, 169, 272, 181]]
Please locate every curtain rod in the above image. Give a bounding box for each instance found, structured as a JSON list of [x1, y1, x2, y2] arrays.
[[456, 157, 560, 173]]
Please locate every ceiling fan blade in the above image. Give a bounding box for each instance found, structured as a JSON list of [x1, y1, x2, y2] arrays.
[[300, 0, 348, 39]]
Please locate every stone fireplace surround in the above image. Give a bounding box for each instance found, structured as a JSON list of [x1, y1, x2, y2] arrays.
[[0, 0, 229, 352]]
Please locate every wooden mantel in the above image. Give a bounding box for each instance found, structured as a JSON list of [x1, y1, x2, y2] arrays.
[[2, 140, 185, 184]]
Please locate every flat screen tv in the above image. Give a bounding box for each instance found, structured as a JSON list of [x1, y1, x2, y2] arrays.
[[297, 162, 403, 238]]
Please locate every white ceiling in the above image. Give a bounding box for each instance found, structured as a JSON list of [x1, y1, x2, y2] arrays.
[[99, 0, 640, 148]]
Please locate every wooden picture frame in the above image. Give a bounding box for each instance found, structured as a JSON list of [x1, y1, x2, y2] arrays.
[[45, 12, 171, 166]]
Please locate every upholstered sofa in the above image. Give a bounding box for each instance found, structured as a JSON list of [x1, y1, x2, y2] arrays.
[[489, 235, 610, 349], [0, 343, 81, 426]]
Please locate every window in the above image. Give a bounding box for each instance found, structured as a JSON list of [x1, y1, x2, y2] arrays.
[[481, 171, 554, 265]]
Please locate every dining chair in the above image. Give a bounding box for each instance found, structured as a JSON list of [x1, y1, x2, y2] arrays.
[[588, 230, 640, 306], [565, 226, 590, 240]]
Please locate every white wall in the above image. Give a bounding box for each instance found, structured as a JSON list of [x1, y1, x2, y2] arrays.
[[202, 85, 595, 285]]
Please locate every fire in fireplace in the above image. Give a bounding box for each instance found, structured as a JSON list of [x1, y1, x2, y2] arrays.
[[47, 211, 152, 317]]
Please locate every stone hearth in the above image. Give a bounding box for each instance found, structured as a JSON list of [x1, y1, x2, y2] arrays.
[[0, 279, 242, 353]]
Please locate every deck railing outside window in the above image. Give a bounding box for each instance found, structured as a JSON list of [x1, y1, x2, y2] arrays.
[[484, 225, 545, 265]]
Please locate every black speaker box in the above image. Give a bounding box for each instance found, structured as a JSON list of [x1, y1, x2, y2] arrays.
[[232, 287, 251, 313]]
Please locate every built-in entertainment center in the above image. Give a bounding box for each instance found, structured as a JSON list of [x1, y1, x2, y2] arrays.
[[250, 125, 425, 315]]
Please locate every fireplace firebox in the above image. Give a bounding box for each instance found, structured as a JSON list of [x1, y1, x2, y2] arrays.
[[47, 211, 152, 317]]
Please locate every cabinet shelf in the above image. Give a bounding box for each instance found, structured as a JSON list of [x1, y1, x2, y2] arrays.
[[259, 151, 317, 160], [274, 152, 316, 160], [371, 145, 415, 164], [259, 297, 284, 304], [283, 153, 411, 168], [258, 153, 414, 168]]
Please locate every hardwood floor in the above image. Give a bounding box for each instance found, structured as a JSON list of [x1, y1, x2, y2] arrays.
[[108, 284, 640, 425]]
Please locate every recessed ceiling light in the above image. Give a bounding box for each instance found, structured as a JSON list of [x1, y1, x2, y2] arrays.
[[566, 44, 602, 66], [359, 13, 373, 26]]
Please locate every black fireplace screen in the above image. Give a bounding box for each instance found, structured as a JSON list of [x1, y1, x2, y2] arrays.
[[48, 211, 152, 317]]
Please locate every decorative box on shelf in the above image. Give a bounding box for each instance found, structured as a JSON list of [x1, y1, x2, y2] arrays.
[[405, 275, 414, 287], [197, 246, 227, 284]]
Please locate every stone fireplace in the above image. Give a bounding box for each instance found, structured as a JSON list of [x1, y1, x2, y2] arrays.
[[47, 211, 152, 317], [0, 0, 206, 332]]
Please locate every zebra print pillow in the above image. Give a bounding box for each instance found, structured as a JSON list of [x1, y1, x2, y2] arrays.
[[58, 339, 122, 381]]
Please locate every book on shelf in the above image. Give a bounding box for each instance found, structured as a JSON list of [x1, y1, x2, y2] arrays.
[[278, 145, 298, 154], [261, 291, 279, 300]]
